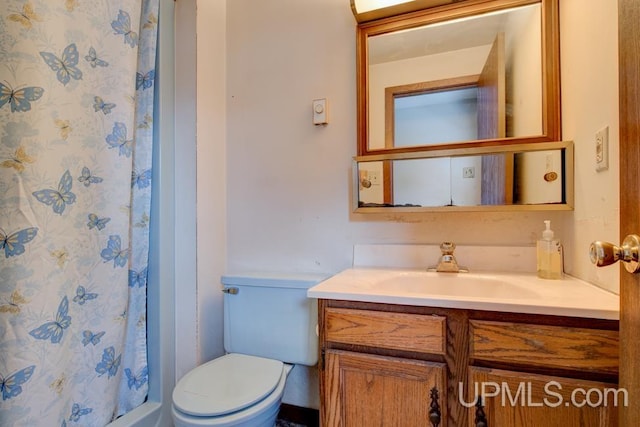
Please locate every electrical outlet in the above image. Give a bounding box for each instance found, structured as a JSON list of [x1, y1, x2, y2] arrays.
[[463, 167, 475, 179], [595, 126, 609, 172]]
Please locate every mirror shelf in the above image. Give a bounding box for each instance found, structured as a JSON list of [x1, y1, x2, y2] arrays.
[[352, 141, 574, 213], [357, 0, 561, 156]]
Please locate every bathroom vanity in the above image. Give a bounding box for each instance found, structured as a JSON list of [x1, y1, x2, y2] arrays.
[[308, 268, 620, 427]]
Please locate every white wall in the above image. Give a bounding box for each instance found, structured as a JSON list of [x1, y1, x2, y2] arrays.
[[195, 0, 227, 367], [221, 0, 618, 283], [506, 3, 542, 136], [515, 151, 563, 204], [560, 0, 619, 293], [174, 0, 199, 385], [192, 0, 621, 411], [394, 158, 454, 206], [357, 161, 385, 204]]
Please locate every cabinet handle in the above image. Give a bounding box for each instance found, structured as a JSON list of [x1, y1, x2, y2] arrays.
[[475, 397, 488, 427], [428, 386, 441, 427]]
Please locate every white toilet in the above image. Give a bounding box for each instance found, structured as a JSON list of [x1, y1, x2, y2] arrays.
[[171, 274, 322, 427]]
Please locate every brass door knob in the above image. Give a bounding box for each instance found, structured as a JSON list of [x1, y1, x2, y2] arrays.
[[589, 234, 640, 273]]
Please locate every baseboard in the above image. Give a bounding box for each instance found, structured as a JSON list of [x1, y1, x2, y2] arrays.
[[277, 403, 320, 427]]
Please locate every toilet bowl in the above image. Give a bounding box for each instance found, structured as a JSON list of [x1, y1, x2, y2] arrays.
[[172, 353, 293, 427], [171, 274, 323, 427]]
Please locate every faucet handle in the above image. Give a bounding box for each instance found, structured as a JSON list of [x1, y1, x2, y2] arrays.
[[440, 242, 456, 255]]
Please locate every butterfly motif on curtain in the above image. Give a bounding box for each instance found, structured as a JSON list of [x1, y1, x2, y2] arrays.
[[78, 166, 103, 187], [69, 403, 92, 422], [81, 330, 105, 347], [50, 248, 69, 269], [54, 119, 72, 140], [72, 285, 98, 305], [131, 168, 152, 189], [93, 96, 115, 114], [49, 373, 66, 395], [137, 113, 153, 129], [0, 82, 44, 113], [134, 212, 150, 229], [32, 170, 76, 214], [142, 13, 158, 30], [84, 47, 109, 68], [1, 146, 35, 172], [0, 290, 28, 314], [40, 43, 83, 86], [100, 235, 129, 268], [0, 365, 36, 401], [128, 267, 148, 288], [143, 13, 158, 30], [111, 10, 138, 48], [65, 0, 77, 12], [105, 122, 134, 158], [136, 70, 155, 90], [87, 213, 110, 231], [95, 346, 121, 378], [29, 296, 71, 344], [0, 227, 38, 258], [7, 1, 42, 29], [125, 366, 148, 390]]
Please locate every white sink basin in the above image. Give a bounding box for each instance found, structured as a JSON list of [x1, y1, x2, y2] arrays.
[[307, 268, 620, 320], [350, 270, 540, 299]]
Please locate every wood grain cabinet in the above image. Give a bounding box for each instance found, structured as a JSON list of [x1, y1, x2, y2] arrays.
[[318, 300, 619, 427], [321, 306, 448, 426], [468, 367, 619, 427], [325, 350, 446, 426]]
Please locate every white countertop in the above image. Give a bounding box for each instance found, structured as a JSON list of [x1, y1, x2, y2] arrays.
[[307, 267, 620, 320]]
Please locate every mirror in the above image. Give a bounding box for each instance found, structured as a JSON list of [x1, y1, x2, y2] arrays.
[[357, 0, 560, 155], [353, 141, 573, 212]]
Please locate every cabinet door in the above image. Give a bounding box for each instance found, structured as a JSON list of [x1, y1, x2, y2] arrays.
[[467, 367, 620, 427], [323, 349, 446, 427]]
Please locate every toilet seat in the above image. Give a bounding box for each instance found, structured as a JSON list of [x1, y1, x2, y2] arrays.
[[172, 353, 284, 417]]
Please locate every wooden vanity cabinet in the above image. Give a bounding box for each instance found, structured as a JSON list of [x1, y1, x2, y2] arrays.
[[319, 300, 468, 426], [324, 350, 446, 426], [467, 319, 620, 427], [318, 299, 619, 427], [468, 368, 619, 427]]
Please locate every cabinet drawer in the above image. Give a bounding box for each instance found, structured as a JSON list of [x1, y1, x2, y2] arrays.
[[469, 320, 618, 374], [324, 307, 446, 355]]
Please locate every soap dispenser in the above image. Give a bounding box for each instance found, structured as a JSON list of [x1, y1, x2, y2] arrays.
[[537, 220, 563, 279]]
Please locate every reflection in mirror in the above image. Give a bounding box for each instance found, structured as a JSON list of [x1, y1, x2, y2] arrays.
[[354, 142, 573, 211], [388, 81, 480, 147], [359, 0, 560, 154]]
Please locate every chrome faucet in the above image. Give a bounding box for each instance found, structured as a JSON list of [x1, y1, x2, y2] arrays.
[[429, 242, 468, 273]]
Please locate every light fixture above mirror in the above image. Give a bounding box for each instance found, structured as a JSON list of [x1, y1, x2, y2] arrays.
[[350, 0, 455, 23]]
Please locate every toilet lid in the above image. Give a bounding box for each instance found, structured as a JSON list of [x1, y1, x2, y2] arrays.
[[172, 353, 284, 417]]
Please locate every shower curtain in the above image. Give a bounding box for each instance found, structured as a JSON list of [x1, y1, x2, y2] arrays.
[[0, 0, 158, 425]]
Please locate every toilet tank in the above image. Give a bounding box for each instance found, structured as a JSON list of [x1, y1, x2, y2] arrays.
[[221, 273, 325, 366]]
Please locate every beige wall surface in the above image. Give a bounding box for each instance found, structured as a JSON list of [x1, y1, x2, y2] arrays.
[[220, 0, 618, 288], [193, 0, 620, 410]]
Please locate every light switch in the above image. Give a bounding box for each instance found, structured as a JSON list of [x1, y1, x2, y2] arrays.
[[312, 98, 328, 125]]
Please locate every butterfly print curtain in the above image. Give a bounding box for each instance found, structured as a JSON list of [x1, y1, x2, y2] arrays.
[[0, 0, 158, 425]]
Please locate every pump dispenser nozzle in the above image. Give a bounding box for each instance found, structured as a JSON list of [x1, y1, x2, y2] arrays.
[[537, 220, 562, 279], [542, 220, 554, 240]]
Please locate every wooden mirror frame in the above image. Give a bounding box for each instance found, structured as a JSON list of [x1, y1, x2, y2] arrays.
[[356, 0, 561, 156]]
